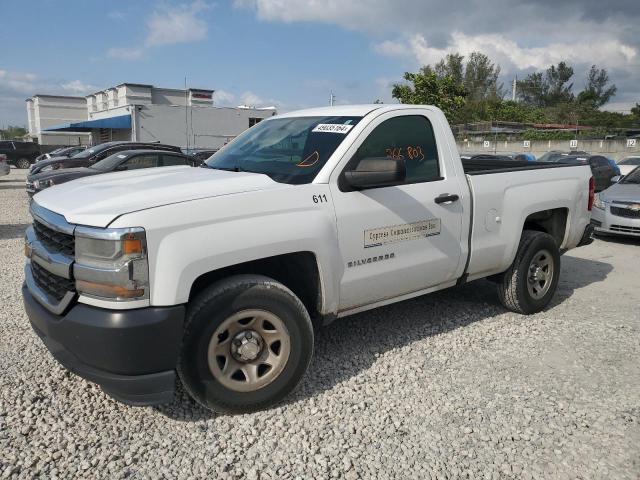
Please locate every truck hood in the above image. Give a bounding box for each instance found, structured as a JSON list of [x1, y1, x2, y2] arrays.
[[33, 166, 286, 227]]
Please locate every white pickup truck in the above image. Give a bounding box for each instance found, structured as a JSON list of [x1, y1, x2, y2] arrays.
[[23, 105, 595, 413]]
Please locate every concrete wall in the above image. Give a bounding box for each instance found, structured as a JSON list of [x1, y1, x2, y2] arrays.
[[134, 104, 276, 148], [458, 139, 640, 160]]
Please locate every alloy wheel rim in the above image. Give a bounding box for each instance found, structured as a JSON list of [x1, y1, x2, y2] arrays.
[[527, 249, 554, 300], [207, 309, 291, 392]]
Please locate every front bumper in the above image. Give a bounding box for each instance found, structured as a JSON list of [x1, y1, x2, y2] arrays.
[[23, 284, 185, 405], [591, 205, 640, 237]]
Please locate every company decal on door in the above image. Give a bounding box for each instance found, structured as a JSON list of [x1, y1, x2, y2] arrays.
[[364, 219, 441, 248]]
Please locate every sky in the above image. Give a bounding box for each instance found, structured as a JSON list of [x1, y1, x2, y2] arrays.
[[1, 0, 639, 127]]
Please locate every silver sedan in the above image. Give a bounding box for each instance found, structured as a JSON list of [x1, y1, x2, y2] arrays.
[[592, 166, 640, 237]]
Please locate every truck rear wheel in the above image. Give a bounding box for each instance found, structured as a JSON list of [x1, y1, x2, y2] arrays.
[[496, 230, 560, 314], [177, 275, 314, 413]]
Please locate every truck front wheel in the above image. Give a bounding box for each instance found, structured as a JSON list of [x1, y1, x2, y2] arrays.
[[496, 230, 560, 314], [177, 275, 314, 413]]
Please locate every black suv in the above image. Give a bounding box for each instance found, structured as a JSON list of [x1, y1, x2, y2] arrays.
[[28, 141, 181, 175], [554, 155, 618, 192], [27, 149, 197, 196], [0, 141, 41, 168]]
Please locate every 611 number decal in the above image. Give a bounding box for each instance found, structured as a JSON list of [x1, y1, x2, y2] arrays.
[[313, 194, 328, 204]]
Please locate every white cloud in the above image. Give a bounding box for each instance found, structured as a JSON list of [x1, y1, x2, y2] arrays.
[[106, 2, 212, 61], [376, 32, 637, 73], [212, 89, 236, 104], [145, 1, 211, 47], [237, 0, 640, 107], [61, 80, 98, 94], [239, 91, 264, 106], [0, 69, 100, 125], [107, 47, 145, 60]]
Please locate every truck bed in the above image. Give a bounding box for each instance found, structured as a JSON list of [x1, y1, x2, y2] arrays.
[[463, 162, 592, 282]]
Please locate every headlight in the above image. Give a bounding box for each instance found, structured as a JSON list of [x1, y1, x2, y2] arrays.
[[73, 227, 149, 301], [593, 194, 607, 210], [33, 179, 54, 190]]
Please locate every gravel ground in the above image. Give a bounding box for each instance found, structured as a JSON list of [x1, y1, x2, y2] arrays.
[[1, 167, 639, 479]]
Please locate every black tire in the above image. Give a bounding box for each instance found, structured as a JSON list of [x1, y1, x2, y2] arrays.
[[177, 274, 314, 413], [16, 158, 31, 169], [496, 230, 560, 314]]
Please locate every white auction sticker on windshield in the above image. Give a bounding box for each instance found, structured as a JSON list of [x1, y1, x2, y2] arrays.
[[312, 124, 354, 134]]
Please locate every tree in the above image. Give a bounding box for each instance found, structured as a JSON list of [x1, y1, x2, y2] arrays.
[[433, 53, 464, 85], [392, 68, 467, 121], [464, 52, 503, 101], [577, 65, 617, 108], [632, 103, 640, 118], [517, 61, 574, 107], [0, 125, 27, 140]]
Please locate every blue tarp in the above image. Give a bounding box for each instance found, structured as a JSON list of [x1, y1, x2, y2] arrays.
[[44, 114, 131, 132]]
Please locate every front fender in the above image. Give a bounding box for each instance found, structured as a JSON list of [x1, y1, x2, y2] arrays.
[[110, 184, 341, 314]]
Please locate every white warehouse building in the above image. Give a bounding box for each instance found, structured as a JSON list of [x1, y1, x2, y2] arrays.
[[36, 83, 276, 149], [25, 95, 91, 146]]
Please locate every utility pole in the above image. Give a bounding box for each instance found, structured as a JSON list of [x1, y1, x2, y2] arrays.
[[329, 91, 335, 107], [512, 76, 517, 102]]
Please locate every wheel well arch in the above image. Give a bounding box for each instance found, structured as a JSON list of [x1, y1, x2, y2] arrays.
[[188, 251, 322, 321], [522, 207, 568, 247]]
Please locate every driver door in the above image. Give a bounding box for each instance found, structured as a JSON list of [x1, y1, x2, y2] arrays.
[[329, 111, 465, 311]]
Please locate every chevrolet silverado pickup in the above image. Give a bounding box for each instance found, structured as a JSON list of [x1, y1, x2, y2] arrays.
[[23, 105, 594, 413]]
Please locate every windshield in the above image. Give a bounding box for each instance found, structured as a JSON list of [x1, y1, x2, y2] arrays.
[[206, 116, 362, 184], [91, 153, 128, 171], [71, 147, 97, 159], [620, 157, 640, 166], [621, 167, 640, 184]]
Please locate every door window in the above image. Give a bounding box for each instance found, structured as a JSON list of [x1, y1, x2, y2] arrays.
[[161, 154, 189, 166], [122, 154, 158, 170], [352, 115, 440, 184]]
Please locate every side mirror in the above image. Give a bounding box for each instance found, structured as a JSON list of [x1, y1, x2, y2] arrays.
[[611, 175, 622, 183], [344, 157, 406, 189]]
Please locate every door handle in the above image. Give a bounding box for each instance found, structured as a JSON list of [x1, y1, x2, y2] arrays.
[[434, 193, 459, 204]]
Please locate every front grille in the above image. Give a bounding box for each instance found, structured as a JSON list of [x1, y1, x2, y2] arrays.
[[610, 206, 640, 219], [610, 225, 640, 234], [31, 262, 75, 301], [34, 220, 75, 257]]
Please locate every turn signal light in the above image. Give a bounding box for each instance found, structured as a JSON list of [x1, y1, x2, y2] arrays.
[[123, 236, 143, 255], [76, 280, 145, 299]]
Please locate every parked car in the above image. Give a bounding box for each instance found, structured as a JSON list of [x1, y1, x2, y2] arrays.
[[592, 166, 640, 237], [27, 150, 197, 196], [28, 141, 182, 176], [538, 150, 589, 163], [514, 153, 536, 162], [182, 148, 218, 163], [0, 140, 41, 168], [35, 145, 87, 163], [23, 104, 593, 413], [617, 156, 640, 176], [551, 155, 617, 192], [0, 154, 9, 176], [606, 157, 621, 176]]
